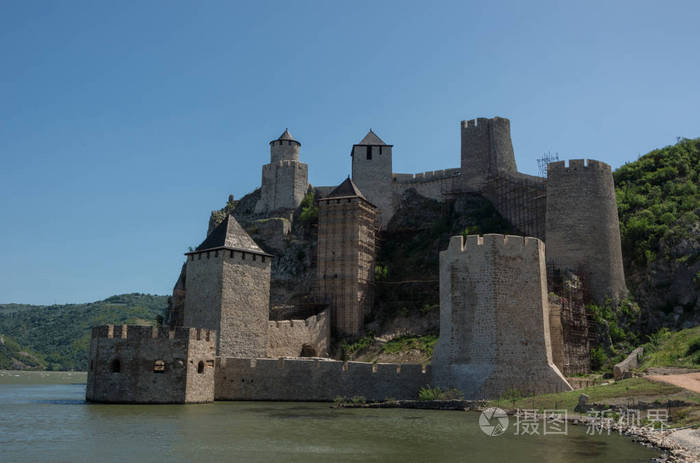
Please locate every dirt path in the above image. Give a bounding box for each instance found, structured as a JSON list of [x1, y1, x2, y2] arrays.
[[647, 372, 700, 394]]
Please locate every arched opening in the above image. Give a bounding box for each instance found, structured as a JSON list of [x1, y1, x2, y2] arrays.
[[110, 359, 121, 373], [197, 360, 205, 374], [300, 344, 317, 357], [153, 360, 166, 373]]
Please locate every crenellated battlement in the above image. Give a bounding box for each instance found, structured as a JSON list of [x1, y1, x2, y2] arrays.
[[91, 324, 216, 343], [262, 160, 308, 170], [460, 116, 510, 130], [392, 168, 461, 184], [447, 233, 543, 256], [547, 159, 612, 176]]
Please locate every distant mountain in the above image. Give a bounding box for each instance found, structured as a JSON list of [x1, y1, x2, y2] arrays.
[[0, 293, 167, 371]]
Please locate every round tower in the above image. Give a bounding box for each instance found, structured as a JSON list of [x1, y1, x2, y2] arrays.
[[545, 159, 627, 303], [460, 116, 517, 191], [270, 128, 301, 163]]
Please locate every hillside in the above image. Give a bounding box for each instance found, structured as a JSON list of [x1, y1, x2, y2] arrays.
[[0, 293, 167, 371], [614, 137, 700, 331]]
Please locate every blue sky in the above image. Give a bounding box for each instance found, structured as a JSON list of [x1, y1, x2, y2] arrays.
[[1, 1, 699, 305]]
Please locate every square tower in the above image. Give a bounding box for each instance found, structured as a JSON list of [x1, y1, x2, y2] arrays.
[[351, 130, 394, 228], [184, 214, 272, 358], [317, 178, 377, 336]]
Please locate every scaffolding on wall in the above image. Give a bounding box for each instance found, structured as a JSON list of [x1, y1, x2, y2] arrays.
[[537, 152, 560, 178], [547, 264, 595, 376], [485, 175, 547, 240]]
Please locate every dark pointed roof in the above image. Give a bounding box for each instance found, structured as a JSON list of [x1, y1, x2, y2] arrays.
[[270, 128, 301, 145], [357, 129, 386, 146], [325, 177, 368, 202], [190, 214, 268, 255]]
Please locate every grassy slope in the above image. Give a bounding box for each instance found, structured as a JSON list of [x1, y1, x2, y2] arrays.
[[490, 377, 700, 427], [0, 334, 47, 370], [640, 326, 700, 370], [0, 293, 167, 371]]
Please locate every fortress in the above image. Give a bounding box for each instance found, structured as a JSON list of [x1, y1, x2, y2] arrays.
[[87, 116, 627, 403]]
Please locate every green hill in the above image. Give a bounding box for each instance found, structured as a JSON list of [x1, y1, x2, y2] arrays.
[[614, 137, 700, 330], [0, 293, 167, 371]]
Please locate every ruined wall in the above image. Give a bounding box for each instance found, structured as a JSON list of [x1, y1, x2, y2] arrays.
[[184, 249, 271, 358], [392, 169, 461, 201], [86, 325, 216, 404], [460, 117, 517, 191], [255, 160, 309, 213], [317, 196, 377, 335], [546, 159, 627, 303], [267, 310, 330, 358], [215, 358, 430, 401], [432, 234, 571, 399], [352, 144, 394, 227]]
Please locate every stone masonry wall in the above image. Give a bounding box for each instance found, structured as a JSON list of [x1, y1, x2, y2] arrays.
[[184, 249, 271, 358], [546, 159, 627, 303], [432, 234, 571, 399], [215, 358, 431, 401], [255, 160, 308, 213], [220, 251, 270, 358], [267, 310, 330, 358], [86, 325, 216, 404]]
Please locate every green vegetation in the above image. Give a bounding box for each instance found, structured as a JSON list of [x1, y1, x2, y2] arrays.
[[381, 335, 438, 357], [340, 335, 375, 359], [0, 293, 167, 371], [614, 137, 700, 266], [299, 190, 318, 223], [418, 385, 464, 401], [586, 298, 644, 373], [0, 334, 47, 370], [640, 326, 700, 370]]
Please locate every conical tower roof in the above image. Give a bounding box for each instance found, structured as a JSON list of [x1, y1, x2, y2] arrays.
[[192, 214, 268, 255], [270, 128, 301, 145], [357, 129, 386, 146]]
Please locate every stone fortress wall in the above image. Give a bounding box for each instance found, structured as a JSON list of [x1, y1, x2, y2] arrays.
[[215, 357, 430, 401], [432, 234, 571, 399], [267, 310, 330, 358], [546, 159, 628, 303], [86, 325, 216, 404]]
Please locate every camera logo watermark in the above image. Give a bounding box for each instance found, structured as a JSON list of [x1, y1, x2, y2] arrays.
[[479, 407, 509, 436]]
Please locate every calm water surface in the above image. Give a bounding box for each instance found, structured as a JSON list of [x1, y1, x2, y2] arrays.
[[0, 371, 660, 463]]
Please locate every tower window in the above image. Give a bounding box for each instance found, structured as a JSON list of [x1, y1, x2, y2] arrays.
[[379, 146, 383, 155], [197, 361, 205, 374], [366, 146, 372, 160], [110, 359, 121, 373], [153, 360, 166, 373]]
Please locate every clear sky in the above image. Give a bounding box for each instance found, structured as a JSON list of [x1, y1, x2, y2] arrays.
[[1, 1, 699, 305]]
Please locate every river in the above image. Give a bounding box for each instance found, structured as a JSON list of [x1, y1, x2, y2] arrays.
[[0, 371, 660, 462]]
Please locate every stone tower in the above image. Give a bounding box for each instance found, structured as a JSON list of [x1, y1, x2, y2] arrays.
[[432, 234, 571, 399], [545, 159, 628, 303], [255, 129, 309, 213], [351, 130, 394, 228], [183, 214, 272, 358], [317, 178, 377, 336], [460, 117, 518, 191]]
